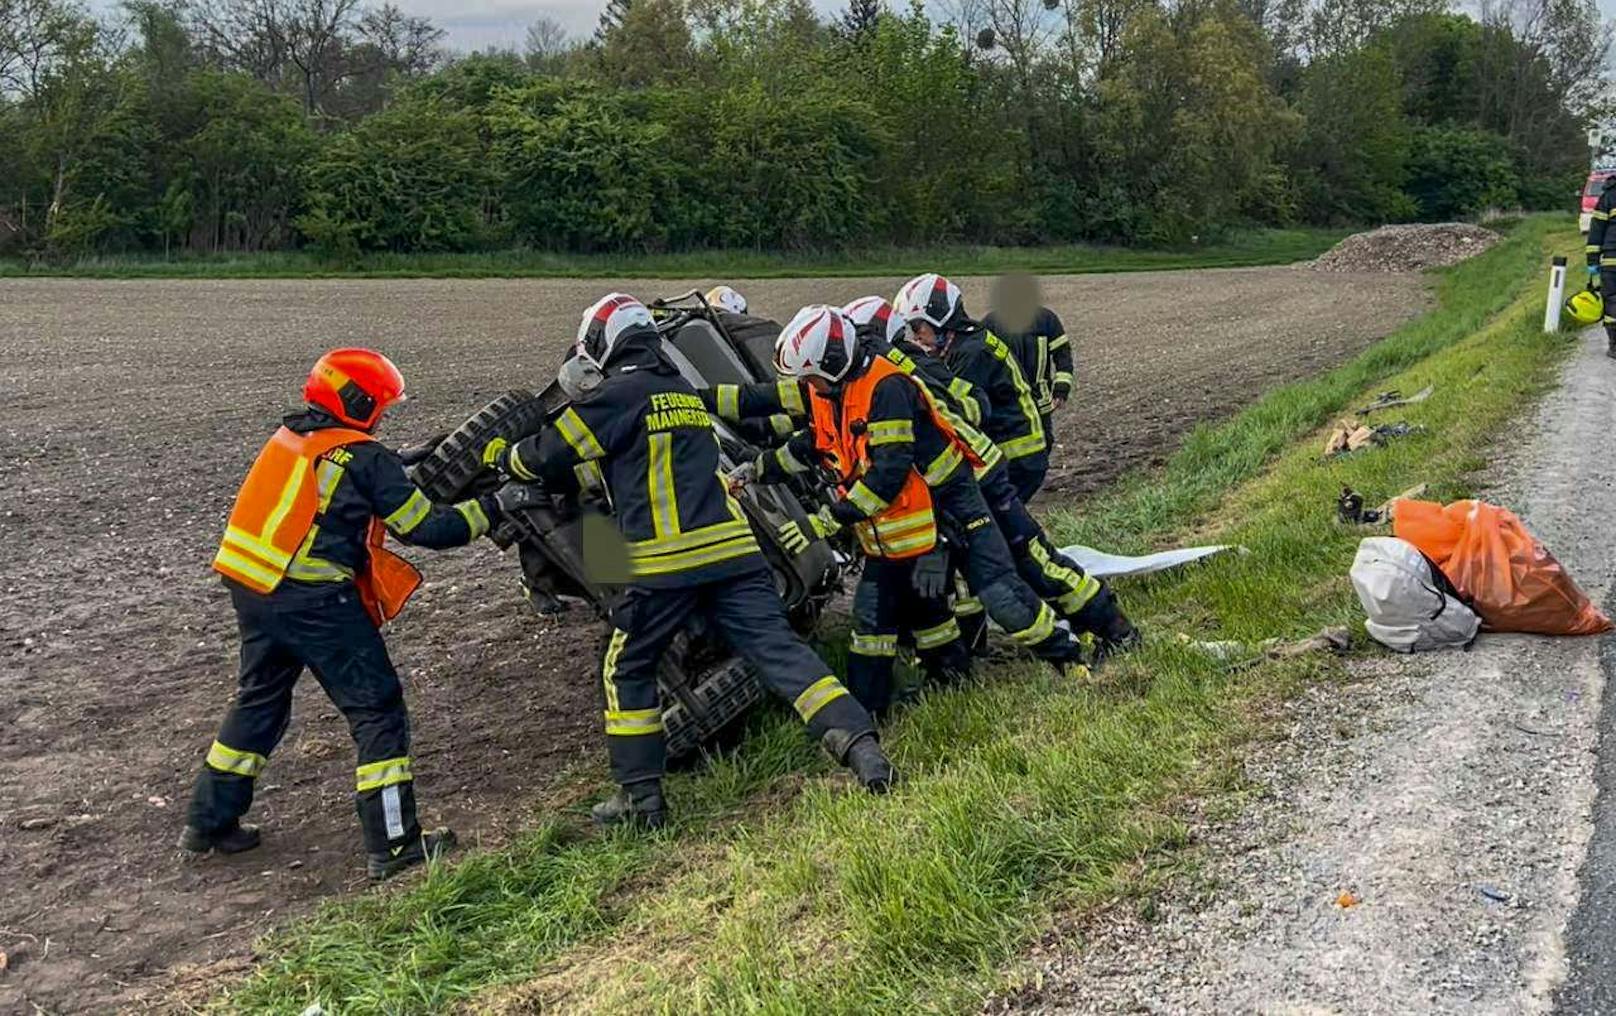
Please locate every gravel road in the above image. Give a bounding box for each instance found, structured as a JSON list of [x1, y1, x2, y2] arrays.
[[0, 267, 1425, 1013], [991, 326, 1616, 1014]]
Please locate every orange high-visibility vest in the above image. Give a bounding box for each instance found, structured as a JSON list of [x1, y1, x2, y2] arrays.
[[213, 426, 421, 625], [809, 356, 977, 560]]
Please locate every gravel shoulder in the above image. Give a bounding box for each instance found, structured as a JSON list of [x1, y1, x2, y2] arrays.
[[992, 326, 1616, 1015], [0, 267, 1425, 1013]]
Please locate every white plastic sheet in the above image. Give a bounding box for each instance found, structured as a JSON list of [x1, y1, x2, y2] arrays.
[[1056, 543, 1234, 579]]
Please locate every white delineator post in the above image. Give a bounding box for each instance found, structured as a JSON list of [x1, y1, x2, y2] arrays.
[[1544, 255, 1567, 333]]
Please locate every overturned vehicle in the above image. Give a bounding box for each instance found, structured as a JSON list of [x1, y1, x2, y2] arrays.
[[410, 292, 844, 760]]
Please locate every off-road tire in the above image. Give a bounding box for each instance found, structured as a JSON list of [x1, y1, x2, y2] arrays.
[[661, 655, 766, 762], [411, 390, 548, 502]]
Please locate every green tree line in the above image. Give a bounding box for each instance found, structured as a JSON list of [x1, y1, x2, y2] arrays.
[[0, 0, 1605, 261]]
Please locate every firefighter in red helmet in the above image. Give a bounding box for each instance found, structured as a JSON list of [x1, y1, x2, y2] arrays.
[[183, 348, 504, 880]]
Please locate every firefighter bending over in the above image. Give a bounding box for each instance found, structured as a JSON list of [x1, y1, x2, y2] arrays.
[[488, 294, 894, 829], [185, 349, 503, 880], [715, 305, 1089, 712], [844, 295, 1141, 663]]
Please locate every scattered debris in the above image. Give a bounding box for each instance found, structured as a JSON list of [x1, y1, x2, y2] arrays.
[[1362, 385, 1434, 415], [1270, 627, 1352, 659], [1324, 420, 1427, 458], [1056, 543, 1235, 579], [1476, 883, 1512, 903], [0, 949, 8, 975], [1311, 223, 1500, 274], [19, 817, 57, 831], [147, 795, 169, 808], [1337, 891, 1362, 908]]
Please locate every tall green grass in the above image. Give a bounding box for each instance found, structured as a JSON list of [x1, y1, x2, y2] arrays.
[[215, 216, 1571, 1014], [4, 228, 1345, 280]]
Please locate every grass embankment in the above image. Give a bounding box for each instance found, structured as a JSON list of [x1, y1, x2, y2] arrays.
[[4, 228, 1345, 280], [217, 216, 1573, 1014]]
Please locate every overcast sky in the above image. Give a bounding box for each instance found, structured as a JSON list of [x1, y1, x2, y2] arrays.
[[86, 0, 1616, 55]]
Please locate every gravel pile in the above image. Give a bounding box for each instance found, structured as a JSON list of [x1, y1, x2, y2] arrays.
[[1311, 223, 1501, 273]]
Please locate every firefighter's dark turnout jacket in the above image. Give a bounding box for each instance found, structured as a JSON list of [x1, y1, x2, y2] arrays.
[[707, 360, 1082, 673], [983, 306, 1072, 426], [943, 324, 1050, 501], [506, 336, 872, 785], [188, 410, 494, 858], [1587, 178, 1616, 330]]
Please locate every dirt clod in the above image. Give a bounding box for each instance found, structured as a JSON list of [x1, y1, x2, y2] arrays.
[[1312, 223, 1501, 274]]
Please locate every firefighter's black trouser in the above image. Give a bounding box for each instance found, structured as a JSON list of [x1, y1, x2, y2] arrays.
[[1006, 449, 1050, 504], [1601, 267, 1616, 349], [187, 584, 419, 857], [847, 556, 970, 714], [600, 565, 874, 786], [933, 473, 1082, 664]]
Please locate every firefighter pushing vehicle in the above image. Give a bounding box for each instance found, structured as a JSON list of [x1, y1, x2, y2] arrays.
[[712, 305, 1090, 714], [485, 293, 894, 829], [842, 296, 1140, 664], [896, 274, 1051, 503], [184, 349, 508, 880]]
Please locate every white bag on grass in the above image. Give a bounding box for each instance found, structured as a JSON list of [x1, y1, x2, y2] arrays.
[[1350, 537, 1480, 653]]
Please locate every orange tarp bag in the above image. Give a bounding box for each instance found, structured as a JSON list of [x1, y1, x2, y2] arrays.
[[1392, 499, 1612, 636], [356, 519, 422, 627]]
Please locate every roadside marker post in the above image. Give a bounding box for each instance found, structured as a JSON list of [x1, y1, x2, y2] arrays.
[[1545, 256, 1566, 334]]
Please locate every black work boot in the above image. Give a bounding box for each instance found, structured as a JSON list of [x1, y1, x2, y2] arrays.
[[179, 821, 262, 855], [846, 735, 897, 793], [591, 780, 667, 831], [368, 826, 457, 881]]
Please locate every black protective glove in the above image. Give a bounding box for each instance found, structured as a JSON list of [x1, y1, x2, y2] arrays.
[[911, 546, 949, 599], [492, 481, 546, 518], [399, 432, 448, 467]]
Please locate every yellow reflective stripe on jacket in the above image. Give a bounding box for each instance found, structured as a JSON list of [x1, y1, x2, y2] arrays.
[[947, 378, 981, 424], [850, 632, 898, 657], [314, 458, 345, 513], [383, 490, 432, 535], [792, 675, 849, 722], [630, 535, 758, 576], [508, 441, 540, 481], [769, 414, 796, 437], [283, 526, 355, 583], [355, 756, 413, 792], [604, 707, 663, 736], [715, 384, 742, 421], [986, 331, 1046, 449], [1008, 602, 1057, 646], [954, 594, 984, 616], [1052, 370, 1074, 388], [1602, 256, 1616, 267], [846, 481, 889, 516], [922, 444, 965, 485], [914, 618, 961, 650], [456, 498, 490, 539], [999, 432, 1047, 459], [627, 517, 753, 556], [205, 740, 268, 778], [776, 380, 806, 415], [555, 407, 606, 460], [774, 443, 810, 475], [866, 420, 914, 446], [1594, 209, 1611, 222], [574, 460, 606, 493], [647, 432, 678, 538], [1049, 333, 1070, 352], [1588, 245, 1602, 254]]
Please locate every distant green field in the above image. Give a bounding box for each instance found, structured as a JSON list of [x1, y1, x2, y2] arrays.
[[0, 228, 1349, 280]]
